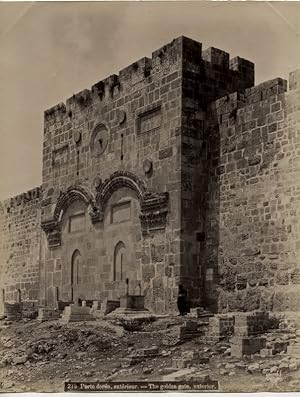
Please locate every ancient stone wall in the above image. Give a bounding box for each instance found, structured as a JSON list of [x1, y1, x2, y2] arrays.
[[0, 36, 299, 315], [40, 37, 256, 312], [40, 37, 188, 313], [179, 41, 254, 306], [205, 70, 300, 312], [0, 188, 41, 315]]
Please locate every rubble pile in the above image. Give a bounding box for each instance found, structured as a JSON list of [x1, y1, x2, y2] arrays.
[[0, 311, 299, 392], [114, 316, 156, 332], [0, 323, 118, 371]]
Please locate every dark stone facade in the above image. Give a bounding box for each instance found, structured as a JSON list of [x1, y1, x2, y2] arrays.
[[0, 37, 299, 314]]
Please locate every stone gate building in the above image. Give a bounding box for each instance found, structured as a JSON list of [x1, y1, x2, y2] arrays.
[[0, 36, 299, 316]]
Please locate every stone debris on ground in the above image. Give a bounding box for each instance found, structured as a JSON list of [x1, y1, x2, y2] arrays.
[[0, 312, 299, 392]]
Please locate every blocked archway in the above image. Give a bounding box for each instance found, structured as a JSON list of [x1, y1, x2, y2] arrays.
[[42, 184, 99, 248], [71, 249, 81, 302], [96, 171, 146, 219], [54, 185, 96, 223], [113, 241, 126, 281], [17, 289, 21, 303]]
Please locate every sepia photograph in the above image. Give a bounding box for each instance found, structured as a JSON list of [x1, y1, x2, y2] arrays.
[[0, 1, 300, 393]]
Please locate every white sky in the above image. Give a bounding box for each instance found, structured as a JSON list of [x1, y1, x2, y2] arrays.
[[0, 1, 299, 199]]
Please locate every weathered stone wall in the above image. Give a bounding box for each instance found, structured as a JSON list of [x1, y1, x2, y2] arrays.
[[40, 37, 188, 313], [40, 37, 256, 313], [205, 70, 300, 312], [40, 187, 143, 305], [180, 42, 254, 306], [1, 36, 299, 315], [0, 188, 41, 315]]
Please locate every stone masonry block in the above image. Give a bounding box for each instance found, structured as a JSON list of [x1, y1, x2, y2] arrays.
[[202, 47, 229, 68], [230, 336, 266, 358], [4, 302, 23, 321], [208, 315, 235, 338], [289, 69, 300, 91], [234, 311, 269, 337]]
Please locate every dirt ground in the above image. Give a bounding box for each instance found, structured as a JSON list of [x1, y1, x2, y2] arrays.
[[0, 315, 299, 393]]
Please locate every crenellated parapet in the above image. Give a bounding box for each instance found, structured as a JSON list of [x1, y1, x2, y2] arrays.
[[43, 36, 256, 126], [202, 46, 255, 87], [1, 187, 41, 211], [212, 76, 290, 126], [244, 78, 287, 105], [289, 68, 300, 90], [43, 37, 185, 125], [205, 66, 300, 312], [211, 69, 300, 138]]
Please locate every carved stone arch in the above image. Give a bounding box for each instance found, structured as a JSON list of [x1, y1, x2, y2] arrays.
[[96, 171, 169, 235], [96, 171, 147, 213], [54, 185, 96, 222], [42, 184, 101, 248]]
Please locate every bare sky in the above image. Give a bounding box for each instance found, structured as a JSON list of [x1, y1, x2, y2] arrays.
[[0, 1, 299, 200]]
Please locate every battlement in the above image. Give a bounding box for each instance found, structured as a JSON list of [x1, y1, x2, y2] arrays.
[[44, 36, 255, 123], [201, 47, 254, 81], [44, 103, 66, 119], [213, 73, 297, 121], [244, 77, 287, 105], [202, 47, 230, 68], [1, 187, 41, 210], [230, 56, 255, 80], [214, 92, 246, 120], [289, 68, 300, 90]]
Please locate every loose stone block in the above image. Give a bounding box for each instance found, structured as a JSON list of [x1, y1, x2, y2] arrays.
[[37, 307, 60, 322], [120, 295, 145, 310], [143, 346, 159, 356], [189, 307, 214, 321], [100, 299, 120, 315], [230, 336, 266, 357], [4, 302, 23, 321], [57, 301, 73, 312], [172, 358, 192, 369], [234, 311, 269, 337], [286, 343, 300, 358], [60, 305, 95, 323], [178, 320, 201, 341], [22, 301, 39, 319], [208, 315, 235, 340]]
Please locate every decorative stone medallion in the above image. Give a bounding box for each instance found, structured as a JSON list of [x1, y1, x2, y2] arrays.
[[90, 124, 109, 157], [74, 130, 82, 145], [116, 109, 126, 125], [143, 159, 153, 175]]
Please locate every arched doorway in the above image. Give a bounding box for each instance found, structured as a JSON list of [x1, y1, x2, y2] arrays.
[[71, 249, 81, 302], [114, 241, 126, 281]]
